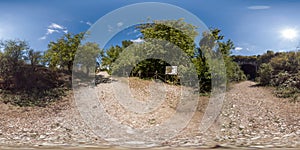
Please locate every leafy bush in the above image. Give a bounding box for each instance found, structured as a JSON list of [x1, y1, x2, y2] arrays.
[[226, 61, 247, 82], [0, 66, 69, 107], [272, 71, 300, 101], [258, 63, 273, 85], [0, 39, 70, 107], [257, 51, 300, 100]]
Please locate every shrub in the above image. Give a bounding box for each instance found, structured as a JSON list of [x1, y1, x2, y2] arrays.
[[257, 51, 300, 100], [258, 63, 273, 85], [0, 65, 69, 107]]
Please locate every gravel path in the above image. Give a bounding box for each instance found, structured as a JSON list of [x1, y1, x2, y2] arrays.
[[0, 79, 299, 149]]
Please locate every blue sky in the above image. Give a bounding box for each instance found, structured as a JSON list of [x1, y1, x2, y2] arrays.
[[0, 0, 300, 56]]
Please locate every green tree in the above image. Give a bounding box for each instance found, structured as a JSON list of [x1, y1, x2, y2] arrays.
[[44, 32, 85, 72], [198, 29, 245, 90], [104, 19, 198, 78], [192, 47, 211, 92], [0, 40, 28, 65], [27, 49, 42, 66], [101, 19, 245, 92], [138, 19, 198, 57], [130, 19, 198, 81], [102, 40, 133, 72], [0, 39, 74, 106], [0, 40, 29, 88], [75, 42, 103, 75], [212, 29, 246, 82]]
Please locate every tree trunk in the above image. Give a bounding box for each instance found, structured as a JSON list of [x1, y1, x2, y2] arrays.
[[67, 62, 73, 73], [86, 66, 90, 76]]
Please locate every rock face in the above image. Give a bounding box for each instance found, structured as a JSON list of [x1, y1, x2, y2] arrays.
[[0, 80, 299, 149]]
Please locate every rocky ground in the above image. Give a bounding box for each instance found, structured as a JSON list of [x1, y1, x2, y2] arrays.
[[0, 75, 299, 149], [168, 81, 300, 148]]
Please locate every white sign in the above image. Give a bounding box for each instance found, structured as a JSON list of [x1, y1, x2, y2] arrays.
[[165, 66, 178, 75]]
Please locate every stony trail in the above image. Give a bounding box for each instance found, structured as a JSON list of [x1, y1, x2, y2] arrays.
[[0, 80, 299, 149]]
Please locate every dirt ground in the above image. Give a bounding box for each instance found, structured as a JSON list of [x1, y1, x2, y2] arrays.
[[0, 77, 299, 149]]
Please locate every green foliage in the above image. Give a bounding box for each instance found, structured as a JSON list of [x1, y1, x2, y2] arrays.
[[0, 40, 29, 88], [44, 32, 85, 72], [0, 64, 68, 107], [273, 71, 300, 102], [102, 45, 124, 73], [0, 39, 68, 107], [0, 40, 28, 64], [131, 59, 169, 78], [110, 40, 166, 77], [200, 29, 246, 84], [139, 19, 198, 57], [26, 49, 42, 66], [226, 62, 247, 82], [107, 20, 200, 87], [258, 51, 300, 100], [102, 20, 245, 92], [192, 50, 211, 92], [0, 86, 66, 107], [75, 42, 103, 75], [101, 41, 133, 73], [258, 63, 273, 85], [269, 52, 300, 74], [231, 55, 258, 80], [259, 51, 300, 84], [257, 50, 275, 65], [134, 19, 199, 84], [232, 55, 258, 63]]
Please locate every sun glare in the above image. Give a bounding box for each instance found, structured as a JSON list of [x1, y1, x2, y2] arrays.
[[281, 28, 298, 40]]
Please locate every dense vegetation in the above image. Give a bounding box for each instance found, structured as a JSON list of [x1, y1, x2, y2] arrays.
[[258, 51, 300, 101], [0, 40, 66, 106], [232, 50, 300, 102], [102, 19, 246, 92], [0, 19, 246, 106], [0, 33, 103, 106]]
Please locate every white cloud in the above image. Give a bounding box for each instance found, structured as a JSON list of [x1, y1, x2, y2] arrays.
[[127, 29, 140, 36], [136, 33, 143, 38], [107, 22, 124, 32], [46, 29, 59, 35], [108, 25, 113, 32], [248, 5, 271, 10], [234, 47, 243, 51], [117, 22, 123, 27], [63, 30, 68, 34], [86, 22, 92, 26], [39, 22, 67, 40], [80, 20, 92, 26], [48, 23, 65, 30], [39, 36, 46, 40], [130, 38, 144, 43]]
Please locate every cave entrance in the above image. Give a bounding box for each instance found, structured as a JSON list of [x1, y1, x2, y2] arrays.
[[240, 64, 257, 80]]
